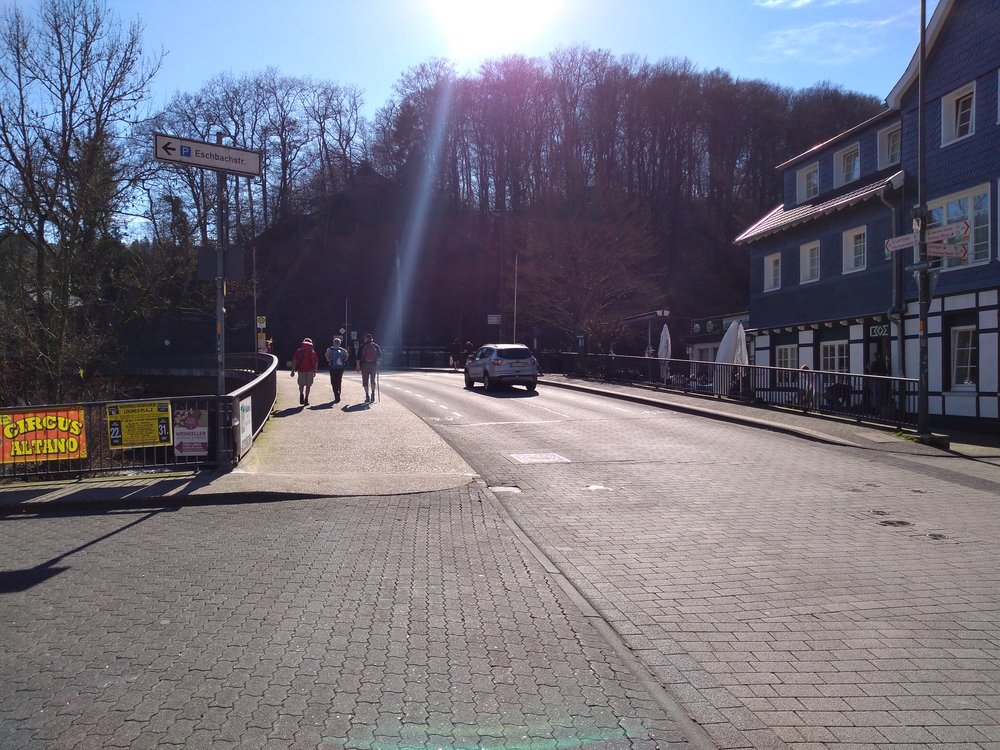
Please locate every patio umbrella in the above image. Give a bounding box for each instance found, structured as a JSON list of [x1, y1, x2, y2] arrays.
[[657, 322, 672, 380]]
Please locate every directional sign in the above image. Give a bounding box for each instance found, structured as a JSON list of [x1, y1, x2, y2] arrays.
[[926, 242, 968, 258], [884, 232, 918, 252], [906, 260, 933, 272], [926, 220, 969, 244], [154, 133, 261, 177]]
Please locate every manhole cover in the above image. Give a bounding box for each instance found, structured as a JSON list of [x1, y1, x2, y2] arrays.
[[510, 453, 570, 464], [878, 519, 912, 527]]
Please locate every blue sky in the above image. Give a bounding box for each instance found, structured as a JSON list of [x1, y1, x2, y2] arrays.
[[12, 0, 939, 117]]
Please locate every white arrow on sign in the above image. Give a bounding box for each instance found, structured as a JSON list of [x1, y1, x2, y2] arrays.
[[925, 220, 969, 244], [154, 133, 261, 177], [884, 232, 918, 252]]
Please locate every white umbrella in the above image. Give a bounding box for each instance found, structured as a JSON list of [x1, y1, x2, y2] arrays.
[[657, 322, 672, 380], [733, 322, 749, 365]]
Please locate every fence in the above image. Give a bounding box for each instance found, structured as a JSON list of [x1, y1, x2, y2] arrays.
[[558, 352, 919, 429], [0, 354, 278, 481]]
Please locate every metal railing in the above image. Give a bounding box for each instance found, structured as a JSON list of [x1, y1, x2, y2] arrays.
[[0, 354, 278, 481], [557, 352, 919, 429]]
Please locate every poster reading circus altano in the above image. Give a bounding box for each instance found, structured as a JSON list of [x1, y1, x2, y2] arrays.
[[0, 408, 88, 463]]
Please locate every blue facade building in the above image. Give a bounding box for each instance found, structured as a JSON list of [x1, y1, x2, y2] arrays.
[[735, 0, 999, 428]]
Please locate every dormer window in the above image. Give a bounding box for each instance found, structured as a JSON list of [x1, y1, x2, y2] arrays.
[[878, 125, 901, 169], [942, 83, 975, 145], [796, 163, 819, 203], [834, 143, 860, 186]]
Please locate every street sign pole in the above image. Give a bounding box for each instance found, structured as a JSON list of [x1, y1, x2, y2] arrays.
[[216, 132, 228, 465], [916, 0, 930, 437]]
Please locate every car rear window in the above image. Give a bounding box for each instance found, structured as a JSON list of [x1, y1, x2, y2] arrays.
[[497, 347, 531, 359]]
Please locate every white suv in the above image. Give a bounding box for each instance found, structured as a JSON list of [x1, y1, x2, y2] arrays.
[[464, 344, 539, 392]]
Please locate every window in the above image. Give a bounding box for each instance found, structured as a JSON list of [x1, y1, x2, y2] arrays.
[[842, 226, 867, 273], [834, 143, 860, 186], [775, 345, 798, 384], [926, 184, 990, 267], [821, 341, 849, 373], [763, 252, 781, 291], [951, 326, 977, 389], [799, 241, 820, 283], [942, 83, 975, 145], [878, 124, 901, 168], [796, 163, 819, 203]]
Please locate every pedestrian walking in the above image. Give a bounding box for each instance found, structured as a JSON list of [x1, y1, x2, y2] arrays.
[[356, 333, 383, 404], [290, 337, 319, 406], [325, 336, 349, 404], [450, 338, 462, 370]]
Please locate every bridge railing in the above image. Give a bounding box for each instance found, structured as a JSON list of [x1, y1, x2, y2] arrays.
[[0, 353, 278, 482], [554, 352, 918, 430]]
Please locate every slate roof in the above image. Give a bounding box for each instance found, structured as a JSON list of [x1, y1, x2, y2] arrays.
[[734, 170, 904, 246]]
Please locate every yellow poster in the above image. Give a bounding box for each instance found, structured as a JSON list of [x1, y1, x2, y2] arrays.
[[106, 401, 173, 449], [0, 408, 88, 463]]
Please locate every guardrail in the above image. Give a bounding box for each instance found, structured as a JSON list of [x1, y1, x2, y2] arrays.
[[0, 353, 278, 481], [558, 352, 919, 429]]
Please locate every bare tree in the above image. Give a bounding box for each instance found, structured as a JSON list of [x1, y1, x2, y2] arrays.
[[0, 0, 160, 402]]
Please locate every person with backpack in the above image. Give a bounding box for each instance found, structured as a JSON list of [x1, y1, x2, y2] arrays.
[[290, 337, 319, 406], [325, 336, 349, 404], [355, 332, 383, 404]]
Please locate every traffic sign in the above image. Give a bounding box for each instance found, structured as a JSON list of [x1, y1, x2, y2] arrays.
[[926, 242, 968, 258], [154, 133, 261, 177], [926, 220, 969, 244], [906, 260, 932, 272], [256, 315, 266, 329], [884, 232, 918, 252]]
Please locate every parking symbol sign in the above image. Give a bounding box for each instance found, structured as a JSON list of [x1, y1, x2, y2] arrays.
[[180, 145, 191, 157]]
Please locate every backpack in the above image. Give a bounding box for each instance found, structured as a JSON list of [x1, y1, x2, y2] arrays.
[[293, 345, 318, 372]]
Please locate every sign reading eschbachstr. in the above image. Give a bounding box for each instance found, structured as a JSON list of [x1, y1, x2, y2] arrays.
[[154, 133, 261, 178]]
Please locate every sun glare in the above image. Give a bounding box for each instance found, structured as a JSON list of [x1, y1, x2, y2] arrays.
[[427, 0, 567, 67]]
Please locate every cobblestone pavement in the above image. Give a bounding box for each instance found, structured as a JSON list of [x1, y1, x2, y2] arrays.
[[428, 390, 1000, 750], [0, 484, 697, 749]]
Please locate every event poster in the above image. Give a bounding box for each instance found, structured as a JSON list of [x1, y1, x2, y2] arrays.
[[173, 408, 209, 457], [0, 407, 88, 463], [106, 401, 172, 449]]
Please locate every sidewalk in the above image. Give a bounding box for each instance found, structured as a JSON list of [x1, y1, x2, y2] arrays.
[[2, 370, 997, 512], [0, 372, 476, 513]]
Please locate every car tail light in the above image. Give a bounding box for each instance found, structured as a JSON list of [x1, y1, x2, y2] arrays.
[[490, 358, 503, 365]]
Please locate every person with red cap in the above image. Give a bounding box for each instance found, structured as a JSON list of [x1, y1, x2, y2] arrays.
[[290, 337, 319, 406]]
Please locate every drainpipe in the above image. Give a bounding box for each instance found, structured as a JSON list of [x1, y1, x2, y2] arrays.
[[878, 185, 905, 378]]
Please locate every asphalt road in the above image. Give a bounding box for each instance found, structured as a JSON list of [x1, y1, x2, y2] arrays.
[[381, 371, 1000, 750], [3, 371, 999, 750]]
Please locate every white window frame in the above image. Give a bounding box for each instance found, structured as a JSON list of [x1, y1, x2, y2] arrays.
[[877, 124, 901, 169], [796, 163, 819, 203], [941, 82, 975, 146], [842, 226, 867, 274], [799, 241, 820, 283], [925, 183, 991, 269], [763, 252, 781, 292], [775, 344, 798, 384], [951, 326, 977, 390], [820, 341, 849, 373], [834, 143, 860, 186]]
